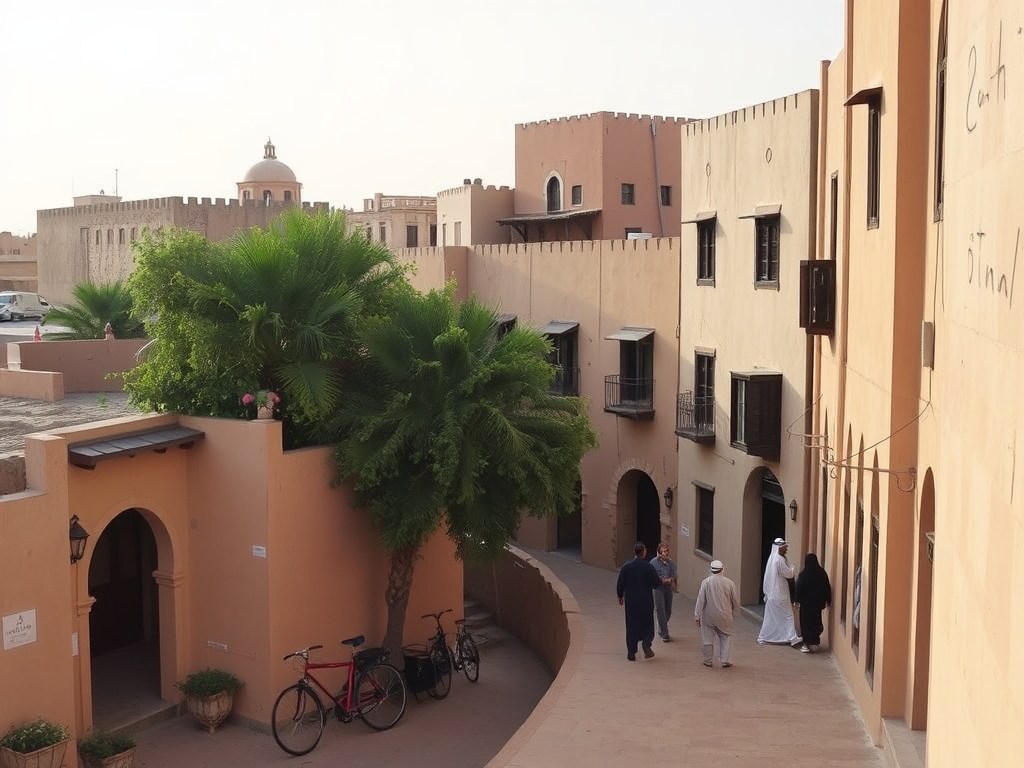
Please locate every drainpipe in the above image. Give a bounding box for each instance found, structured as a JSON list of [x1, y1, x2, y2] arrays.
[[651, 120, 665, 237]]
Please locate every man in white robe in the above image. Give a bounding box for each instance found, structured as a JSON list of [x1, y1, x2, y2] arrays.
[[694, 559, 740, 667], [757, 537, 802, 646]]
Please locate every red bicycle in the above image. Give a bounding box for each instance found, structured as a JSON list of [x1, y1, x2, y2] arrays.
[[271, 634, 407, 756]]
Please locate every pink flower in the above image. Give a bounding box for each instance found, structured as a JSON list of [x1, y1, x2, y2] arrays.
[[241, 393, 255, 406]]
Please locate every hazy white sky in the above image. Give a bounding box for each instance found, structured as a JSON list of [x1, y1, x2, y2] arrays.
[[0, 0, 843, 235]]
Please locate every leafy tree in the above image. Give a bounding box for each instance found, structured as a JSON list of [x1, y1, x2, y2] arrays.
[[41, 280, 145, 340], [124, 208, 410, 442], [330, 284, 598, 655]]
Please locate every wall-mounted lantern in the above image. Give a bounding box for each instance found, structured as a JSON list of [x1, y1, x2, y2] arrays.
[[663, 487, 674, 509], [69, 515, 89, 565], [789, 499, 798, 522]]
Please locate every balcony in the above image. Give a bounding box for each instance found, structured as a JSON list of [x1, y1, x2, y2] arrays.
[[603, 375, 654, 420], [675, 391, 715, 443], [550, 366, 581, 396]]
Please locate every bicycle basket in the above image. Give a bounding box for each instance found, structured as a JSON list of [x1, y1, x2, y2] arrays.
[[401, 643, 436, 693], [354, 646, 389, 670]]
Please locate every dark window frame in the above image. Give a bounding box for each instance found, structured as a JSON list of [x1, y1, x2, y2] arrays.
[[695, 482, 714, 556], [659, 185, 671, 206], [729, 371, 782, 459], [429, 223, 437, 246], [799, 260, 836, 335], [571, 185, 582, 206], [379, 223, 386, 242], [934, 1, 947, 221], [547, 176, 561, 213], [829, 173, 839, 260], [867, 98, 881, 228], [406, 224, 418, 248], [697, 218, 716, 284], [621, 183, 635, 205], [754, 215, 781, 287]]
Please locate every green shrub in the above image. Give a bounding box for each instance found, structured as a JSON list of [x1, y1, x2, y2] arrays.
[[175, 668, 243, 698], [78, 730, 135, 759], [0, 717, 70, 753]]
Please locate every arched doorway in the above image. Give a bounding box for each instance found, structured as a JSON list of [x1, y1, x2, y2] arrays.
[[89, 509, 163, 729], [615, 469, 661, 562], [556, 475, 583, 554], [546, 176, 561, 213]]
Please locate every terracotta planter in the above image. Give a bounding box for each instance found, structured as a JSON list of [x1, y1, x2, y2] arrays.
[[186, 690, 235, 733], [256, 406, 274, 420], [80, 748, 136, 768], [0, 739, 70, 768]]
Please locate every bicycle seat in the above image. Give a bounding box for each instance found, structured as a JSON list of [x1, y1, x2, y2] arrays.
[[341, 635, 365, 647]]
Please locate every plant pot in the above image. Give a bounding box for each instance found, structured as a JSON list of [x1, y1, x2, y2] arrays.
[[256, 406, 274, 420], [0, 739, 70, 768], [186, 690, 235, 733], [80, 748, 136, 768]]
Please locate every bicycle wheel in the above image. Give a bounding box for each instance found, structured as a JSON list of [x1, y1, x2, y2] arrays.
[[459, 633, 480, 682], [356, 663, 407, 731], [426, 643, 453, 700], [271, 683, 325, 756]]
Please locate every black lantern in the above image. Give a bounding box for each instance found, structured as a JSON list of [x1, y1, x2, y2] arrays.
[[663, 487, 674, 509], [789, 499, 798, 522], [69, 515, 89, 564]]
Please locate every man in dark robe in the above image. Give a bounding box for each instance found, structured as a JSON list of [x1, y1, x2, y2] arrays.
[[616, 541, 662, 661]]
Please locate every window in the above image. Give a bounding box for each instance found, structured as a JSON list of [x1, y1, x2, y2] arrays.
[[729, 371, 782, 458], [107, 229, 113, 244], [453, 221, 462, 246], [829, 173, 839, 259], [755, 216, 780, 285], [571, 185, 582, 206], [799, 260, 836, 334], [604, 327, 655, 419], [379, 223, 386, 242], [697, 219, 716, 283], [242, 190, 251, 200], [543, 321, 580, 396], [495, 313, 516, 338], [934, 1, 947, 220], [867, 99, 880, 227], [442, 223, 447, 246], [546, 177, 560, 213], [12, 249, 18, 255], [852, 498, 865, 655], [678, 350, 715, 442], [866, 514, 879, 684], [660, 185, 671, 206], [696, 484, 714, 555], [284, 190, 293, 202], [621, 183, 635, 205], [429, 224, 437, 246], [263, 190, 272, 204], [130, 228, 137, 242], [406, 224, 418, 248], [365, 226, 372, 241], [840, 479, 851, 630], [118, 228, 125, 245], [624, 227, 642, 238], [95, 230, 101, 245]]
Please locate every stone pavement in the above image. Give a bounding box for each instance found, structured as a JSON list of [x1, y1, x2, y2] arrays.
[[0, 392, 138, 456], [132, 549, 884, 768]]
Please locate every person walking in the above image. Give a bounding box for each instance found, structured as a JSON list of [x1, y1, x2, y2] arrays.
[[795, 552, 832, 653], [616, 541, 662, 661], [650, 543, 678, 641], [694, 559, 740, 668], [757, 537, 802, 647]]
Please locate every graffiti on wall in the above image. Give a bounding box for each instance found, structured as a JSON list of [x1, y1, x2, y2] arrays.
[[965, 21, 1010, 133], [965, 228, 1019, 308]]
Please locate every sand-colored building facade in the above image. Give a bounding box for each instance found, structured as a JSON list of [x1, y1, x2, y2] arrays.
[[436, 179, 514, 246], [675, 90, 820, 601], [343, 192, 437, 251], [0, 231, 37, 291]]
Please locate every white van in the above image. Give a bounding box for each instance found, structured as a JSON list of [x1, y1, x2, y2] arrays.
[[0, 291, 51, 321]]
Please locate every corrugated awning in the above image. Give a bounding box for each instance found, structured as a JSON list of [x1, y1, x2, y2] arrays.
[[605, 327, 654, 342], [68, 425, 205, 469], [539, 320, 579, 336], [496, 313, 517, 325], [738, 204, 782, 220], [681, 210, 717, 224], [496, 208, 601, 225]]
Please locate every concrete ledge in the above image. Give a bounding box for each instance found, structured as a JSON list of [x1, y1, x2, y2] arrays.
[[0, 367, 63, 400], [881, 718, 926, 768]]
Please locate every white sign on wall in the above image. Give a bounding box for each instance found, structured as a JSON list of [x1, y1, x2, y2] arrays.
[[680, 525, 690, 538], [3, 610, 38, 651]]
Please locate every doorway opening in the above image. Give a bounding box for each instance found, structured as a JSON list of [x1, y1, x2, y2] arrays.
[[759, 470, 786, 603], [556, 476, 583, 556], [615, 469, 661, 564]]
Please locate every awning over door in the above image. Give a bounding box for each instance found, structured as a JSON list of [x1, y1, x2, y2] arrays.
[[68, 425, 205, 469], [540, 320, 579, 335], [605, 327, 654, 342]]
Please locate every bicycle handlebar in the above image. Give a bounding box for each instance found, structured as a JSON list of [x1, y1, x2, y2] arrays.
[[282, 643, 324, 661], [420, 608, 453, 621]]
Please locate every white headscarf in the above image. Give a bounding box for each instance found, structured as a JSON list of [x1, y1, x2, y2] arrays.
[[763, 539, 785, 598]]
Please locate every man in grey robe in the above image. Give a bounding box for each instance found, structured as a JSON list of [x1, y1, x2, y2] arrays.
[[694, 559, 740, 667], [757, 537, 802, 646]]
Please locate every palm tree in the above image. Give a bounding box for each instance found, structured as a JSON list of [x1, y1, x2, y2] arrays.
[[125, 208, 409, 435], [42, 280, 144, 340], [331, 284, 598, 656]]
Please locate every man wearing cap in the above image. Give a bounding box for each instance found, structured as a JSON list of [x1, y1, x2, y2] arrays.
[[616, 541, 662, 661], [694, 559, 740, 667], [757, 537, 803, 647]]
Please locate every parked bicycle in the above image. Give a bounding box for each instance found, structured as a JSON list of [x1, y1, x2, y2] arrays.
[[271, 635, 407, 756], [420, 609, 454, 699], [422, 608, 480, 687]]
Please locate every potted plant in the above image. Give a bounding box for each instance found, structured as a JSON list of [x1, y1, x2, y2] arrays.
[[78, 730, 136, 768], [241, 389, 280, 419], [0, 717, 71, 768], [176, 668, 243, 733]]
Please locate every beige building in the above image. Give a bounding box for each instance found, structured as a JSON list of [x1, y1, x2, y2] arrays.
[[37, 144, 325, 305], [436, 179, 514, 246], [499, 111, 688, 243], [675, 90, 820, 602], [343, 192, 437, 251], [0, 231, 37, 291]]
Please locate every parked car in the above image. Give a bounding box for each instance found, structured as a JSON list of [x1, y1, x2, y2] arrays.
[[0, 291, 51, 321]]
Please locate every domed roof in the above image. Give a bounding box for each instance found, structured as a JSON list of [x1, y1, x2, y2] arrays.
[[242, 139, 297, 183]]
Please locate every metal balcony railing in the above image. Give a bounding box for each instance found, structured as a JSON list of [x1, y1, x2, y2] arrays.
[[675, 391, 715, 443], [550, 366, 581, 396], [603, 375, 654, 420]]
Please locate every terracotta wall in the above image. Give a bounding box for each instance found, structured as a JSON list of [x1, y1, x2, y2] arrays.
[[6, 339, 149, 393]]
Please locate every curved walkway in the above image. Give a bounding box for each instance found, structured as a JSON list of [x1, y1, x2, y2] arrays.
[[491, 549, 884, 768]]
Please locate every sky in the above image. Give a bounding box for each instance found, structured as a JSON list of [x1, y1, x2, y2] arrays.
[[0, 0, 844, 236]]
